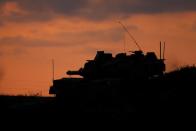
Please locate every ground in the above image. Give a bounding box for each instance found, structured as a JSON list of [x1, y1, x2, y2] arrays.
[[0, 66, 195, 119]]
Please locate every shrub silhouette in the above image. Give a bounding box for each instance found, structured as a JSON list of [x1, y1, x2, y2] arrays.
[[165, 65, 196, 80]]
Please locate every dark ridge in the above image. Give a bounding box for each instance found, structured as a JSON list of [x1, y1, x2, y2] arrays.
[[165, 65, 196, 80], [0, 66, 196, 119]]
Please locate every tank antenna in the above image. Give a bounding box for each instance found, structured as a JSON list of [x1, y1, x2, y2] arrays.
[[163, 42, 165, 60], [52, 59, 55, 81], [118, 21, 142, 51], [160, 41, 162, 60]]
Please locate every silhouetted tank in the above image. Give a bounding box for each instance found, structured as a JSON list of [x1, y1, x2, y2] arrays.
[[49, 50, 165, 96], [49, 22, 167, 99]]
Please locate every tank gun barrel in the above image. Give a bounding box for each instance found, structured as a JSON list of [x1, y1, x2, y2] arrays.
[[67, 70, 82, 76]]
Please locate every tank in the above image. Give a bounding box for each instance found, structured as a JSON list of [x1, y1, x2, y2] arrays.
[[49, 50, 165, 96]]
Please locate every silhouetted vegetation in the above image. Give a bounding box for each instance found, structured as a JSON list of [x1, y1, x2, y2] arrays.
[[165, 65, 196, 80]]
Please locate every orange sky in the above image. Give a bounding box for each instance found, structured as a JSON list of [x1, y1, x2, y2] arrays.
[[0, 0, 196, 96]]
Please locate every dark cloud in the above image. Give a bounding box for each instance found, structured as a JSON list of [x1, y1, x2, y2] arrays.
[[0, 0, 5, 5], [1, 0, 196, 22], [0, 46, 27, 57], [0, 36, 64, 47], [0, 26, 129, 48], [18, 0, 87, 14], [0, 36, 81, 48], [0, 0, 88, 22]]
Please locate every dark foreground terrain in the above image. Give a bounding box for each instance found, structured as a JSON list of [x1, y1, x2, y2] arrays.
[[0, 81, 195, 113], [0, 66, 195, 119], [0, 95, 57, 113]]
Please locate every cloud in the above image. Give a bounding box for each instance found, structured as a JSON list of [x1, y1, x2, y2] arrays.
[[0, 36, 63, 47], [1, 0, 196, 22], [0, 26, 129, 48], [0, 0, 88, 22], [0, 21, 5, 27], [0, 46, 28, 57]]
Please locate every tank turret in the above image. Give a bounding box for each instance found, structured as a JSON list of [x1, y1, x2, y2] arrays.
[[64, 50, 165, 79]]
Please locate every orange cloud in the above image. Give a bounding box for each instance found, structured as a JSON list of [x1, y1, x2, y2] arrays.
[[1, 1, 27, 16]]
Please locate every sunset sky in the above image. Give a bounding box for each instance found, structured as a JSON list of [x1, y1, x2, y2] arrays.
[[0, 0, 196, 96]]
